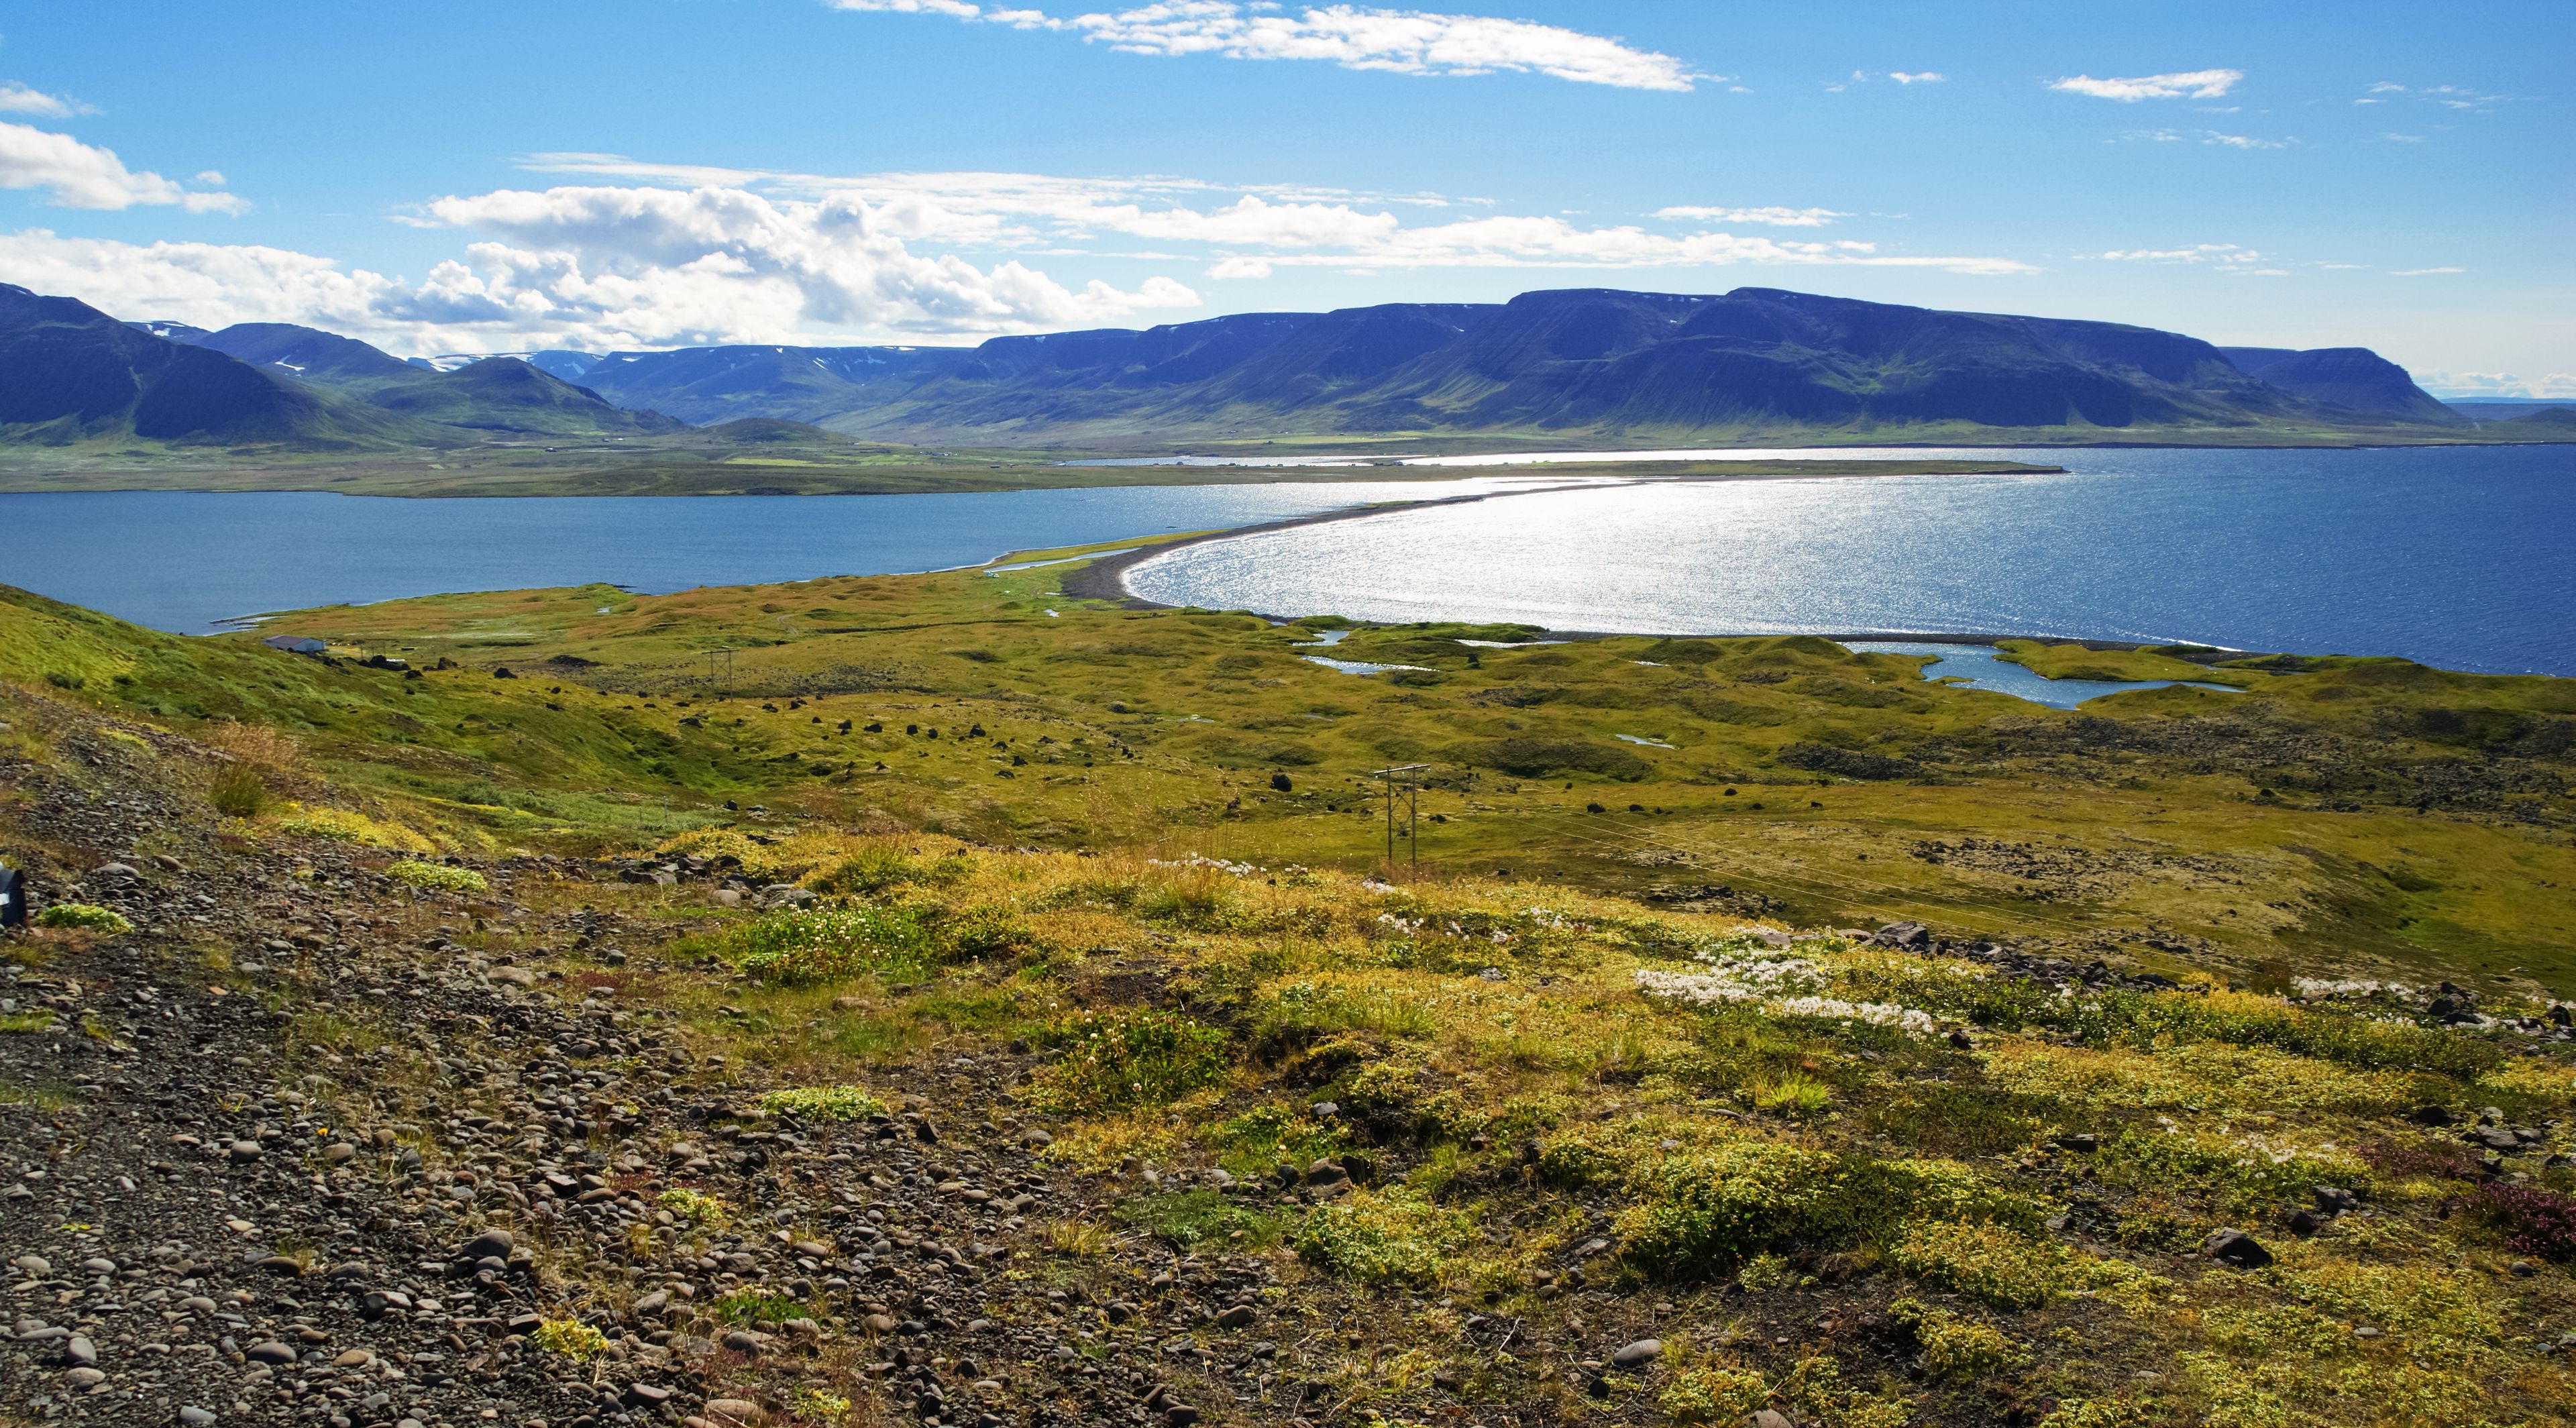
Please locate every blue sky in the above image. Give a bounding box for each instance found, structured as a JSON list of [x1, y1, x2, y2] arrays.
[[0, 1, 2565, 394]]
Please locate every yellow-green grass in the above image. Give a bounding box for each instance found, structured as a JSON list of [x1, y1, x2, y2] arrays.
[[5, 535, 2573, 987], [409, 844, 2576, 1424], [1993, 639, 2259, 687]]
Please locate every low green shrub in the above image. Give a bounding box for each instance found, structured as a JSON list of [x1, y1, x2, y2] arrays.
[[529, 1319, 608, 1359], [1887, 1219, 2072, 1309], [1543, 1123, 2035, 1280], [712, 1286, 807, 1324], [1291, 1189, 1475, 1284], [730, 904, 930, 985], [1030, 1008, 1231, 1116], [1210, 1103, 1348, 1175], [757, 1086, 887, 1120], [1118, 1189, 1285, 1250], [656, 1187, 728, 1225], [1660, 1367, 1772, 1425], [807, 846, 935, 895], [209, 764, 269, 818], [388, 861, 488, 893], [34, 903, 133, 934], [1891, 1297, 2028, 1378]]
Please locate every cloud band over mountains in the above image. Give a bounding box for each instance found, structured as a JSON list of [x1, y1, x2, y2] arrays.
[[1, 154, 2028, 353]]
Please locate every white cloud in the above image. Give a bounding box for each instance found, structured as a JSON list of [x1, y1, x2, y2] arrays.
[[3, 151, 2036, 353], [514, 160, 2033, 280], [1654, 205, 1847, 227], [402, 184, 1203, 345], [0, 81, 88, 117], [0, 119, 244, 211], [828, 0, 1703, 91], [0, 228, 403, 331], [1888, 71, 1943, 85], [2391, 266, 2465, 276], [2094, 243, 2270, 266], [0, 179, 1208, 354], [2431, 372, 2576, 400], [1240, 212, 2030, 274], [2363, 81, 2506, 113], [2049, 68, 2243, 101], [2201, 131, 2288, 150]]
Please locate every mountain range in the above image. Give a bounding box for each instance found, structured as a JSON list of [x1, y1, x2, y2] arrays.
[[0, 284, 678, 449], [533, 287, 2483, 442], [0, 280, 2528, 453]]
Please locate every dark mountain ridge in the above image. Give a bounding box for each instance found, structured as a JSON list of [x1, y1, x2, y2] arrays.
[[19, 283, 2495, 451], [2218, 345, 2463, 425], [553, 287, 2469, 441], [5, 285, 384, 446]]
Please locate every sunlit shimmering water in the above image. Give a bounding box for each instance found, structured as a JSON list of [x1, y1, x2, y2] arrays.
[[1126, 445, 2576, 675]]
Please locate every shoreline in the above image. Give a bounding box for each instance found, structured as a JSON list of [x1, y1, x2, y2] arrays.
[[1064, 475, 2252, 660]]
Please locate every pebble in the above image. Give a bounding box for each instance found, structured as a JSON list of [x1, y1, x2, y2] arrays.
[[1611, 1338, 1662, 1368]]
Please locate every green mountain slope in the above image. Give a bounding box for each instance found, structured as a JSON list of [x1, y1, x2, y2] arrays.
[[1, 285, 409, 448]]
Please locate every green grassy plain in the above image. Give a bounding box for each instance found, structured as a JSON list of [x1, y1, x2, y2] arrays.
[[7, 529, 2568, 991], [11, 535, 2576, 1426]]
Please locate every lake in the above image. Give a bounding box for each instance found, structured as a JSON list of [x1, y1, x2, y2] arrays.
[[1127, 444, 2576, 676], [3, 444, 2569, 674], [0, 476, 1562, 635]]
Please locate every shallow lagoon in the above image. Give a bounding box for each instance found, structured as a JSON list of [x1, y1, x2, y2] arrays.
[[1846, 642, 2241, 709]]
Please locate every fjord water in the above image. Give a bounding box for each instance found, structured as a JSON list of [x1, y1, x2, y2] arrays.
[[1127, 444, 2576, 675], [3, 445, 2569, 673], [0, 476, 1563, 635]]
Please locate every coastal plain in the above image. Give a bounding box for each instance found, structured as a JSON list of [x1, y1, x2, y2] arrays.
[[5, 531, 2576, 1428]]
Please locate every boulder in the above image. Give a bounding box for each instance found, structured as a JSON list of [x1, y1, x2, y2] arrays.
[[2205, 1229, 2273, 1268]]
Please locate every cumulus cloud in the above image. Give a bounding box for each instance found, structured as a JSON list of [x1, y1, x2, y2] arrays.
[[0, 82, 88, 117], [2094, 243, 2268, 266], [829, 0, 1703, 91], [6, 154, 2034, 353], [0, 228, 402, 331], [2421, 371, 2576, 400], [0, 119, 246, 211], [1653, 205, 1846, 227], [2050, 68, 2242, 101], [1888, 71, 1943, 84]]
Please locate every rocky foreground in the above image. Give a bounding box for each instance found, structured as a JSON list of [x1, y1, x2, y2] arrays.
[[0, 716, 1323, 1428], [12, 676, 2576, 1428]]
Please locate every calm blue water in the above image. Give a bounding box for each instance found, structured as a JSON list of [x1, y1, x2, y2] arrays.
[[0, 477, 1560, 635], [1847, 642, 2241, 708], [4, 446, 2570, 674], [1128, 445, 2576, 676]]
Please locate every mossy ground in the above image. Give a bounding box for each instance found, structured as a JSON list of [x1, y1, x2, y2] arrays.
[[7, 535, 2576, 1425], [9, 527, 2559, 987]]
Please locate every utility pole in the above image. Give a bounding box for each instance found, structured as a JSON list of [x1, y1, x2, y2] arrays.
[[1373, 764, 1428, 879], [706, 647, 736, 690]]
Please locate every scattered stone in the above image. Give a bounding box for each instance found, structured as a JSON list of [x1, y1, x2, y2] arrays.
[[2205, 1229, 2273, 1269]]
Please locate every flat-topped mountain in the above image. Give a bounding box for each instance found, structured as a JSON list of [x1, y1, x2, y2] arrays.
[[9, 283, 2514, 451], [561, 287, 2471, 442]]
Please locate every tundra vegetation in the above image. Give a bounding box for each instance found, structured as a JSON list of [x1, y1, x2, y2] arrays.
[[1, 536, 2573, 1426]]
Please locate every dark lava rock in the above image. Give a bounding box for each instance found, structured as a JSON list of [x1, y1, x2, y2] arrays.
[[2205, 1229, 2274, 1268]]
